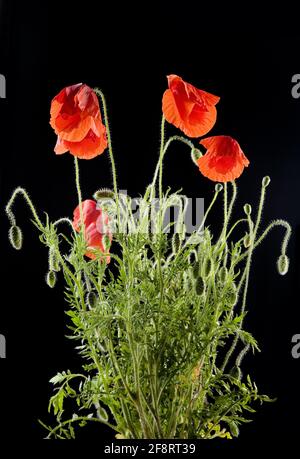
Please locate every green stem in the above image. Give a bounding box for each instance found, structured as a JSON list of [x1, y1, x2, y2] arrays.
[[6, 187, 44, 229], [94, 88, 120, 227]]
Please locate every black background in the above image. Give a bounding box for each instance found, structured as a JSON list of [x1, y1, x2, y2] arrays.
[[0, 0, 300, 452]]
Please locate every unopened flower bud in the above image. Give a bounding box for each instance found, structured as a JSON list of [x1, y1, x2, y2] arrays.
[[226, 284, 238, 306], [277, 254, 289, 275], [172, 232, 181, 253], [195, 276, 205, 295], [86, 291, 98, 308], [243, 233, 251, 248], [93, 188, 115, 200], [203, 257, 213, 278], [9, 225, 23, 250], [243, 204, 252, 216], [49, 247, 60, 272], [218, 266, 228, 284], [215, 183, 223, 193], [192, 261, 200, 279], [191, 148, 202, 165], [46, 270, 57, 288], [262, 176, 271, 188]]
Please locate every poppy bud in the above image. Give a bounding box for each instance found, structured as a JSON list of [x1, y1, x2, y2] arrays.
[[195, 276, 205, 295], [192, 261, 200, 279], [46, 270, 56, 288], [191, 148, 202, 165], [218, 266, 228, 284], [226, 284, 238, 306], [86, 291, 98, 308], [172, 232, 181, 253], [93, 188, 115, 200], [277, 254, 289, 275], [9, 225, 23, 250], [215, 183, 223, 193], [49, 247, 60, 272], [243, 233, 251, 248], [243, 204, 252, 216], [203, 257, 213, 278], [229, 365, 242, 381], [262, 176, 271, 188]]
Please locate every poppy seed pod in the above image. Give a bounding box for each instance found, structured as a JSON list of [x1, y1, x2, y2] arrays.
[[46, 270, 57, 288], [93, 188, 115, 200], [9, 225, 23, 250], [86, 291, 98, 309], [215, 183, 223, 193], [243, 204, 252, 216], [195, 276, 205, 295], [191, 148, 202, 165], [277, 254, 289, 275], [262, 176, 271, 188]]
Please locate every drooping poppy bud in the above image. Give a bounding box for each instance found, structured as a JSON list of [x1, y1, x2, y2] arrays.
[[243, 204, 252, 216], [243, 233, 252, 248], [46, 270, 57, 288], [9, 225, 23, 250], [262, 176, 271, 188], [277, 254, 289, 275]]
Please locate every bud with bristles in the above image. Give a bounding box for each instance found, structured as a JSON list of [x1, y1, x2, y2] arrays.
[[192, 261, 200, 279], [93, 188, 115, 200], [191, 148, 202, 165], [277, 254, 289, 275], [243, 204, 252, 216], [218, 266, 228, 284], [46, 270, 56, 288], [195, 276, 205, 295], [215, 183, 223, 193], [86, 291, 98, 308], [9, 225, 23, 250], [172, 232, 181, 253], [243, 233, 251, 248], [203, 257, 213, 278], [262, 176, 271, 188], [226, 284, 238, 306], [49, 247, 60, 272]]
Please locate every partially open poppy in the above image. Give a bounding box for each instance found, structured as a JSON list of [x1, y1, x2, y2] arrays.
[[73, 199, 112, 261], [50, 84, 107, 159], [162, 75, 220, 137], [197, 136, 249, 182]]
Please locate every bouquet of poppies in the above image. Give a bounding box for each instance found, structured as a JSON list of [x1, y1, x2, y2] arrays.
[[6, 76, 291, 439]]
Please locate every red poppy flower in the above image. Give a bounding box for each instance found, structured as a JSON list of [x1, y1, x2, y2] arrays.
[[162, 75, 220, 137], [197, 136, 249, 182], [73, 199, 112, 261], [50, 83, 107, 159]]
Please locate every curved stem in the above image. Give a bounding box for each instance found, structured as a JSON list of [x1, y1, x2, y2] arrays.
[[237, 219, 292, 264], [74, 157, 84, 227], [45, 415, 120, 439], [6, 187, 44, 229]]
